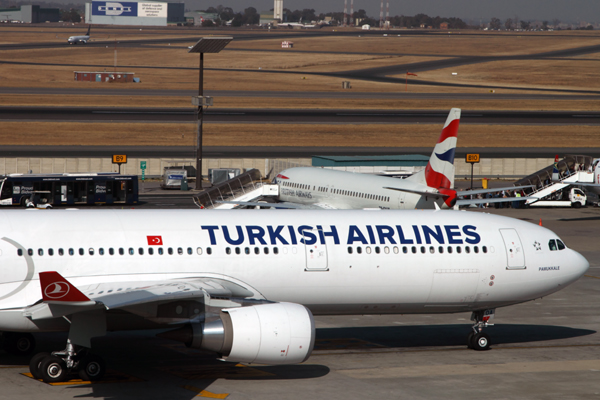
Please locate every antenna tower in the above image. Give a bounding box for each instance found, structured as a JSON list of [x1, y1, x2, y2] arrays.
[[386, 1, 390, 28], [379, 1, 384, 27], [349, 0, 354, 26], [343, 0, 347, 27]]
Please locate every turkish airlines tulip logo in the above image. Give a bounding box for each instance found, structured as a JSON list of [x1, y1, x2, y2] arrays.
[[147, 235, 163, 245], [44, 282, 70, 299]]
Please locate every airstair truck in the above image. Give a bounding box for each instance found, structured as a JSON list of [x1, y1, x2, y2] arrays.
[[529, 187, 587, 208]]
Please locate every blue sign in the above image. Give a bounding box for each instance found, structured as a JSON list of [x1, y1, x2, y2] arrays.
[[168, 175, 184, 180], [92, 1, 138, 17]]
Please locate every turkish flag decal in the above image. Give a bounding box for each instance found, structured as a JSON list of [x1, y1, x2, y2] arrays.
[[147, 235, 163, 245]]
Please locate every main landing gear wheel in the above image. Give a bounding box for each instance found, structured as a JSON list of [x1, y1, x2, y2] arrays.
[[2, 332, 36, 356], [467, 331, 475, 349], [78, 354, 106, 381], [29, 352, 50, 380], [470, 332, 491, 351], [39, 355, 68, 383]]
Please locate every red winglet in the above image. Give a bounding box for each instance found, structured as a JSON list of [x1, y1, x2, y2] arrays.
[[39, 271, 91, 302]]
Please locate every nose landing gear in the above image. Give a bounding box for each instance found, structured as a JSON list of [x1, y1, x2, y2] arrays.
[[467, 309, 495, 351]]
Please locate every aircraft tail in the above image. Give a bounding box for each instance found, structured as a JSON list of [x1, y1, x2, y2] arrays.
[[423, 108, 460, 189], [86, 25, 91, 36]]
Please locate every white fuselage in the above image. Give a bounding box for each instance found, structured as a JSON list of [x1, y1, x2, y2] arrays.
[[67, 35, 89, 44], [276, 167, 441, 209], [0, 209, 588, 333]]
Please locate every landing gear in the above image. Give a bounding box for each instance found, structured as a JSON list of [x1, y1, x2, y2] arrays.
[[2, 332, 36, 355], [468, 309, 494, 351], [28, 339, 106, 383]]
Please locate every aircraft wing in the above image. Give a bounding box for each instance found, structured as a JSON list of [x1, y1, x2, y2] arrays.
[[456, 196, 535, 206], [215, 201, 329, 209], [24, 272, 258, 322], [383, 187, 448, 199]]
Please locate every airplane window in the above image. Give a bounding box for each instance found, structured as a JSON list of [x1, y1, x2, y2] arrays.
[[38, 249, 43, 256], [118, 248, 124, 255], [187, 247, 193, 255], [245, 247, 250, 255], [474, 246, 479, 254], [411, 246, 417, 254], [235, 247, 241, 255], [465, 246, 470, 254], [69, 248, 74, 256], [128, 248, 134, 255], [548, 240, 557, 251], [357, 247, 362, 254], [226, 247, 231, 255], [482, 246, 487, 253], [457, 246, 462, 254], [420, 246, 426, 254], [375, 246, 380, 254], [429, 246, 434, 254], [109, 248, 114, 256], [148, 248, 154, 255], [207, 247, 212, 255], [79, 248, 84, 256], [366, 246, 372, 254], [17, 249, 23, 256], [158, 248, 164, 255], [393, 246, 399, 254], [59, 248, 64, 256], [168, 248, 173, 255], [98, 248, 104, 256], [384, 246, 390, 254], [557, 240, 566, 250], [196, 247, 202, 255], [177, 247, 183, 255], [89, 248, 94, 256], [447, 246, 453, 254], [28, 249, 33, 256], [138, 248, 144, 255], [402, 246, 407, 254], [348, 247, 353, 254], [274, 247, 279, 255], [254, 247, 260, 255], [438, 246, 444, 254], [48, 248, 54, 256]]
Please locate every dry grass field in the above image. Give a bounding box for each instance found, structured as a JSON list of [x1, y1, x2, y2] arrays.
[[1, 26, 599, 149]]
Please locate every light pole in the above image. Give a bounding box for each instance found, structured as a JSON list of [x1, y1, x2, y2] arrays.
[[188, 37, 232, 190]]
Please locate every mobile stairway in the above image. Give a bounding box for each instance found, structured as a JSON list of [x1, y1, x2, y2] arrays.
[[512, 155, 594, 205]]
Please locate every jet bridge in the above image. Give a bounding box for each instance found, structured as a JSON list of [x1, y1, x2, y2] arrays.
[[512, 155, 594, 205], [193, 169, 278, 209]]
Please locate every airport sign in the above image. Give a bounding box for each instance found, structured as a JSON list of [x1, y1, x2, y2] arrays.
[[466, 154, 480, 163]]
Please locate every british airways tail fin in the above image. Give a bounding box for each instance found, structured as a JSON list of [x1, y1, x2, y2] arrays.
[[406, 108, 460, 189]]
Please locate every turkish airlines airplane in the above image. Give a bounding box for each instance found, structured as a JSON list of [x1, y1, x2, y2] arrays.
[[227, 109, 530, 210], [0, 208, 587, 383], [67, 25, 91, 45]]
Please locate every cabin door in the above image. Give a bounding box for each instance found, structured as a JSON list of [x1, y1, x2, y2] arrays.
[[304, 229, 328, 271], [500, 228, 526, 269]]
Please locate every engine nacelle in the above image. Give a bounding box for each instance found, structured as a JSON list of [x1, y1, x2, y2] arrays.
[[162, 302, 315, 365]]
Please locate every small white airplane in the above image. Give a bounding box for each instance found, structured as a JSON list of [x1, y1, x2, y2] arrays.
[[224, 109, 531, 210], [67, 25, 91, 45], [0, 208, 587, 383]]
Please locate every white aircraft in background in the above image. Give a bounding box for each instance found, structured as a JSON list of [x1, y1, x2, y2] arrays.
[[67, 25, 91, 45], [0, 209, 587, 383], [225, 109, 531, 210]]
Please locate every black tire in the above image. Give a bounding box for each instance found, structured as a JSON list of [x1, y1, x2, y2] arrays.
[[572, 202, 582, 208], [472, 332, 491, 351], [467, 331, 475, 349], [40, 355, 69, 383], [29, 352, 50, 380], [3, 332, 35, 356], [78, 354, 106, 381]]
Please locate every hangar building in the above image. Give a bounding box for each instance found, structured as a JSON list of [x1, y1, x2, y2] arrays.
[[0, 5, 60, 23], [84, 0, 185, 26]]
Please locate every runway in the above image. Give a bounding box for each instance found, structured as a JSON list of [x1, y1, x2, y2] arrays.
[[3, 106, 600, 124]]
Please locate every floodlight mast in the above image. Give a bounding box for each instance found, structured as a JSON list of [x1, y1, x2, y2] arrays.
[[188, 37, 232, 190]]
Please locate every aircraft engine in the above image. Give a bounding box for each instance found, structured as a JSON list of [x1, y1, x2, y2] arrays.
[[160, 302, 315, 365]]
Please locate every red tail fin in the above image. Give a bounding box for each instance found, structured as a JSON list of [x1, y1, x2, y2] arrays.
[[39, 271, 91, 302]]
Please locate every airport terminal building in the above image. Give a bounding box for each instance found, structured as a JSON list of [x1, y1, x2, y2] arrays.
[[84, 0, 185, 26]]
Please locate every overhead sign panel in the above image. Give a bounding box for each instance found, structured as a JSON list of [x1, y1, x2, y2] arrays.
[[92, 1, 166, 17]]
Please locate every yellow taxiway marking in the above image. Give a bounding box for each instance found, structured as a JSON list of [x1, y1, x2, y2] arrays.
[[183, 385, 229, 399], [585, 275, 600, 279], [338, 359, 600, 379], [21, 371, 142, 385]]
